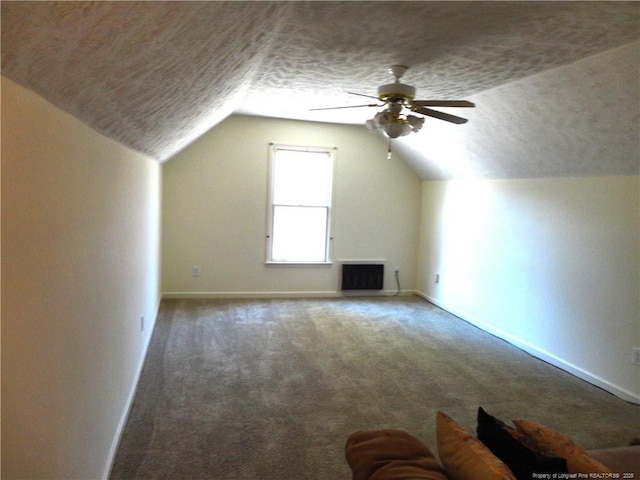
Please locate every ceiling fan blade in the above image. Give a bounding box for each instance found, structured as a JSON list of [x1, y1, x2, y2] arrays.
[[348, 91, 379, 100], [412, 100, 475, 108], [309, 103, 381, 111], [411, 106, 468, 124]]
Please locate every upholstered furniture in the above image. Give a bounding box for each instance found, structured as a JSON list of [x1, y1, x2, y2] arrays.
[[588, 445, 640, 475], [345, 429, 447, 480], [345, 409, 640, 480]]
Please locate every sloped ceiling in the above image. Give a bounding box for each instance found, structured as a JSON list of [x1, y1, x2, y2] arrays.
[[2, 1, 639, 178]]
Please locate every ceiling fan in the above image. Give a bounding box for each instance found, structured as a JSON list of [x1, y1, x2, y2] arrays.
[[312, 65, 475, 138]]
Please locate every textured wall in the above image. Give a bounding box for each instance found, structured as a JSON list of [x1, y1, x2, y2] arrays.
[[1, 77, 162, 479], [396, 41, 640, 179], [2, 2, 638, 164], [1, 2, 286, 160]]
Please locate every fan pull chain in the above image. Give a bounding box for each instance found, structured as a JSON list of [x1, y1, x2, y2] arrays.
[[387, 140, 392, 160]]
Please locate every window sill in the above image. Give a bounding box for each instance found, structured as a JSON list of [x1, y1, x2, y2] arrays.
[[265, 261, 333, 267]]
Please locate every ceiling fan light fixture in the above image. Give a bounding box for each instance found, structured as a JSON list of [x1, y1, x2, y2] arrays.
[[384, 121, 412, 138], [365, 110, 389, 131], [367, 109, 424, 138], [365, 118, 379, 132], [407, 114, 425, 132]]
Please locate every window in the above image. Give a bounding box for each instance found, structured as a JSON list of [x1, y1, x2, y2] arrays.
[[267, 144, 335, 264]]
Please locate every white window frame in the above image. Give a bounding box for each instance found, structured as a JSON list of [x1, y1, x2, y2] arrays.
[[266, 143, 336, 265]]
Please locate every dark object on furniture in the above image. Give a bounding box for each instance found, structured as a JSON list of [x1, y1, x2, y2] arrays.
[[476, 407, 567, 479]]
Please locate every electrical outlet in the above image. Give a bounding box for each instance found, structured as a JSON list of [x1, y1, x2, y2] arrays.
[[633, 347, 640, 366], [191, 265, 201, 277]]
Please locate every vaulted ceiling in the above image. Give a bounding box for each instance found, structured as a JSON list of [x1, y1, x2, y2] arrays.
[[2, 1, 639, 178]]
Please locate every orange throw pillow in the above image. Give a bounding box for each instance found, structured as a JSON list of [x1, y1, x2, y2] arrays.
[[436, 411, 516, 480], [512, 419, 612, 474], [345, 429, 448, 480]]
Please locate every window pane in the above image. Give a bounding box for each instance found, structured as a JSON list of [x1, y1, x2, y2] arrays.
[[273, 150, 332, 206], [271, 206, 328, 262]]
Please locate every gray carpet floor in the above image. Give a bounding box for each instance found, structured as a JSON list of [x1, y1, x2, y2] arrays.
[[110, 296, 639, 479]]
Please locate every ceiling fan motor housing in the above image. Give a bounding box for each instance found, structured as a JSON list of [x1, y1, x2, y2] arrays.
[[377, 82, 416, 104]]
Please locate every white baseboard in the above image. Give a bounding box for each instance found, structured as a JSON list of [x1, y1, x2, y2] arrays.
[[416, 291, 640, 405], [102, 298, 162, 480], [162, 290, 416, 299]]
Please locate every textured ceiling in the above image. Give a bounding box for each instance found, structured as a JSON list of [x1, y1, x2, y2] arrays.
[[2, 1, 639, 173]]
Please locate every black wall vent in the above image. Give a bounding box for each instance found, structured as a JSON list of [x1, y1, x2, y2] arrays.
[[341, 264, 384, 291]]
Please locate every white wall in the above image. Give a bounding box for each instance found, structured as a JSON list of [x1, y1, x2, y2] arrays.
[[1, 77, 162, 479], [414, 41, 640, 404], [418, 177, 639, 403], [162, 115, 421, 297]]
